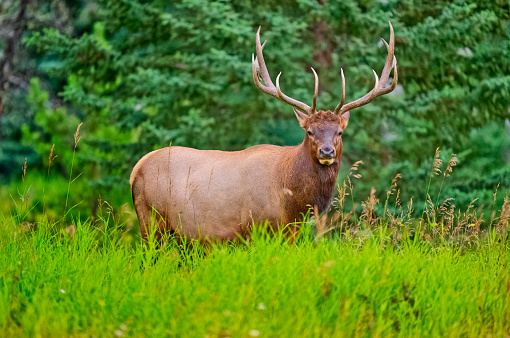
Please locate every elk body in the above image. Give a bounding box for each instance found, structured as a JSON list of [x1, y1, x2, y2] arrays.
[[130, 23, 398, 241]]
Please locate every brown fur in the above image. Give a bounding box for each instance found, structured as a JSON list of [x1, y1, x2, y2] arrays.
[[130, 110, 348, 241]]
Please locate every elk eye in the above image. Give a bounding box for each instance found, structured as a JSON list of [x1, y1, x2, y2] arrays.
[[307, 130, 314, 136], [338, 131, 343, 136]]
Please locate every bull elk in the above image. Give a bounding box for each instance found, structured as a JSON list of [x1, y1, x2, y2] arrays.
[[130, 22, 398, 241]]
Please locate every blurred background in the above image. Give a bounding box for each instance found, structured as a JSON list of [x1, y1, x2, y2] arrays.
[[0, 0, 509, 224]]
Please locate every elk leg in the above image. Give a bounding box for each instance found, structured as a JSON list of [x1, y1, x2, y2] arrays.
[[131, 177, 160, 243]]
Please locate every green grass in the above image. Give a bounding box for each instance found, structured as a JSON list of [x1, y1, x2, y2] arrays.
[[1, 218, 509, 337]]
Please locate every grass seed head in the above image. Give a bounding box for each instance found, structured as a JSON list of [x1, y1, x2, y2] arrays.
[[21, 158, 27, 183], [48, 144, 57, 169], [497, 195, 510, 234], [361, 188, 379, 227], [74, 123, 83, 149], [349, 160, 363, 176], [386, 173, 402, 198], [444, 154, 457, 177], [432, 150, 442, 176]]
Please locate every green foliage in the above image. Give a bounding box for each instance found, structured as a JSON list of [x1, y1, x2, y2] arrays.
[[0, 86, 39, 183], [22, 78, 80, 167]]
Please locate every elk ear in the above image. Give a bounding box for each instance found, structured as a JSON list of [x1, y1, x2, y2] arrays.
[[340, 111, 350, 129], [293, 108, 309, 129]]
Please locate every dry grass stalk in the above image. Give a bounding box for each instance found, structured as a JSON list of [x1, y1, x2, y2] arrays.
[[48, 144, 57, 168], [395, 197, 414, 238], [432, 147, 442, 176], [425, 194, 435, 224], [64, 123, 84, 219], [104, 200, 115, 223], [349, 160, 363, 177], [387, 173, 401, 198], [394, 189, 401, 209], [20, 157, 30, 210], [74, 123, 83, 149], [312, 205, 330, 239], [332, 183, 346, 231], [21, 157, 27, 184], [470, 214, 484, 236], [453, 199, 482, 240], [361, 188, 379, 228], [444, 153, 457, 177], [384, 173, 402, 224], [496, 195, 510, 235], [347, 161, 364, 191], [346, 160, 363, 220], [433, 152, 458, 210], [332, 162, 366, 235], [334, 181, 348, 213], [407, 198, 414, 221], [490, 183, 500, 227], [439, 198, 455, 235]]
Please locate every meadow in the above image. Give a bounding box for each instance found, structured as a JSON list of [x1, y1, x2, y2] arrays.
[[1, 151, 509, 337], [1, 214, 509, 337]]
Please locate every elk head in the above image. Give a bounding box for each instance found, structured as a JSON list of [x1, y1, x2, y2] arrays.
[[252, 23, 398, 166]]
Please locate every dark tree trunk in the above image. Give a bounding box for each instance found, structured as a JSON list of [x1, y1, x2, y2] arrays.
[[0, 0, 29, 138]]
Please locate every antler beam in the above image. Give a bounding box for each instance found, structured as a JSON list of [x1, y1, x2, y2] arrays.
[[252, 27, 319, 115], [334, 21, 398, 116]]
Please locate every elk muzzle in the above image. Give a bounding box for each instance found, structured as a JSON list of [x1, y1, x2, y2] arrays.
[[318, 145, 335, 166]]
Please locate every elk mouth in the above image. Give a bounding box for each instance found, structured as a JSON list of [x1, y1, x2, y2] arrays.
[[319, 158, 335, 166]]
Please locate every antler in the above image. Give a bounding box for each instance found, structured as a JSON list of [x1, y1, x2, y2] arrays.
[[252, 27, 319, 115], [334, 21, 398, 116]]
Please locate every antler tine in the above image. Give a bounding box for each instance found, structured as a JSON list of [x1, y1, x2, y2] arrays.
[[252, 27, 314, 115], [252, 53, 270, 93], [275, 72, 284, 97], [369, 70, 380, 100], [310, 67, 319, 113], [336, 69, 379, 116], [378, 56, 398, 95], [255, 27, 274, 88], [377, 21, 395, 92], [335, 21, 398, 116], [334, 68, 346, 114]]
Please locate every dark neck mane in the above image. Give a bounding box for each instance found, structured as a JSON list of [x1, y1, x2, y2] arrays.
[[283, 142, 341, 217]]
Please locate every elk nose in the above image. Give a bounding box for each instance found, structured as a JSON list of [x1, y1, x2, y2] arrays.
[[319, 146, 335, 158]]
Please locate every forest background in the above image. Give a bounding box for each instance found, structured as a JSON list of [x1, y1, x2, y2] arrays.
[[0, 0, 509, 225]]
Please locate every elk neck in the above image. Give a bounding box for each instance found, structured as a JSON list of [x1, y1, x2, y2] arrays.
[[281, 138, 342, 215]]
